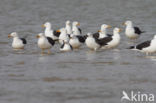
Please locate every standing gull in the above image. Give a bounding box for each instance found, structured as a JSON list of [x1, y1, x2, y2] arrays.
[[69, 34, 85, 49], [93, 24, 111, 39], [123, 20, 145, 40], [42, 22, 60, 40], [97, 27, 121, 49], [85, 33, 101, 51], [8, 32, 27, 49], [72, 21, 82, 36], [36, 33, 55, 54]]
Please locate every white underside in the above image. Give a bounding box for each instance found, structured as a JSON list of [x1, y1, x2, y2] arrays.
[[85, 37, 100, 50], [12, 38, 25, 49], [142, 42, 156, 53], [126, 33, 139, 39], [125, 28, 139, 39], [38, 38, 52, 50], [60, 44, 72, 51], [101, 35, 120, 49], [69, 38, 81, 49], [133, 40, 156, 54]]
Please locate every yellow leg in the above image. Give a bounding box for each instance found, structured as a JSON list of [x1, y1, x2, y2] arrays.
[[87, 49, 95, 53], [48, 49, 51, 54], [41, 49, 45, 54], [146, 52, 149, 56]]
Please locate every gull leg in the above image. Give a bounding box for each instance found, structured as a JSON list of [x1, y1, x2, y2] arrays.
[[48, 49, 51, 54], [134, 38, 139, 43], [113, 48, 120, 52], [132, 39, 135, 43], [128, 39, 134, 44], [146, 52, 149, 56], [145, 52, 155, 58], [41, 49, 45, 54], [87, 49, 95, 53], [148, 52, 152, 56]]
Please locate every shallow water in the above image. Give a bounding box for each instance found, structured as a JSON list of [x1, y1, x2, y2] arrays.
[[0, 0, 156, 103]]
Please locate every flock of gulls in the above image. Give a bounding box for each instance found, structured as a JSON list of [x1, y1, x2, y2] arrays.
[[8, 20, 156, 55]]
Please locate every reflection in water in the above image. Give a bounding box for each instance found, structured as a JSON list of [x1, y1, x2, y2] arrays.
[[85, 50, 97, 61], [146, 56, 156, 62], [38, 54, 51, 63], [11, 49, 26, 54], [112, 49, 121, 60]]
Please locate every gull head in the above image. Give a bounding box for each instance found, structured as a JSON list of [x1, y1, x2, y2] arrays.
[[8, 32, 18, 38]]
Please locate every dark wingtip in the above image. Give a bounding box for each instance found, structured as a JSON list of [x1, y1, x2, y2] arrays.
[[127, 46, 135, 49]]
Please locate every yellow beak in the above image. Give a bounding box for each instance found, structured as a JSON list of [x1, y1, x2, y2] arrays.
[[107, 25, 111, 28], [77, 23, 80, 26], [36, 35, 40, 38], [42, 24, 45, 28], [122, 23, 126, 25], [56, 30, 61, 33], [119, 29, 122, 32], [8, 34, 11, 38], [98, 30, 102, 32]]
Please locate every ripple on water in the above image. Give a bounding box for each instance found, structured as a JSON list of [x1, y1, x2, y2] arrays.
[[0, 42, 8, 44], [42, 77, 89, 82]]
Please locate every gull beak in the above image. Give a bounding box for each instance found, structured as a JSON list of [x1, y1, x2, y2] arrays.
[[36, 35, 40, 38], [77, 22, 80, 26], [56, 30, 61, 33], [119, 29, 122, 32], [98, 30, 102, 32], [122, 23, 126, 25], [42, 24, 45, 28], [8, 34, 11, 38], [107, 25, 111, 28]]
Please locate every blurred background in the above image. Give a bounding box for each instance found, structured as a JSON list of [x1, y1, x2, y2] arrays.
[[0, 0, 156, 103]]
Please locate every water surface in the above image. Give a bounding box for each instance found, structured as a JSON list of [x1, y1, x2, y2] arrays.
[[0, 0, 156, 103]]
